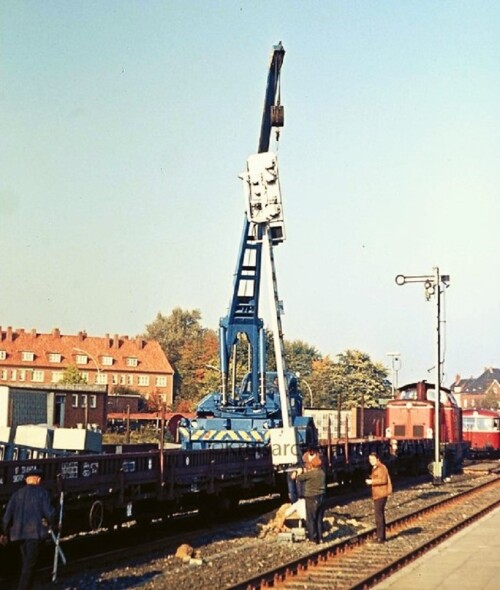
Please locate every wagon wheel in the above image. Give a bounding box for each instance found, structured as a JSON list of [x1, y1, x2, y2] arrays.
[[89, 500, 105, 531]]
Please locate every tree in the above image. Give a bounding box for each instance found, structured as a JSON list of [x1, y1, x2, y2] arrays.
[[174, 328, 219, 408], [306, 356, 337, 406], [480, 389, 499, 410], [60, 365, 87, 385], [144, 308, 218, 410], [285, 339, 321, 377], [265, 331, 320, 376], [309, 349, 390, 409], [144, 308, 205, 366]]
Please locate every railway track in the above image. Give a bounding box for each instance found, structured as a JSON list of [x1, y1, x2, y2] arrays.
[[3, 468, 498, 590], [30, 473, 430, 584], [0, 494, 283, 587], [230, 475, 500, 590]]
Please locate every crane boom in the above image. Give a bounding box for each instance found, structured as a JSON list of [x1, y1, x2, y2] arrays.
[[179, 44, 316, 461], [219, 43, 286, 408]]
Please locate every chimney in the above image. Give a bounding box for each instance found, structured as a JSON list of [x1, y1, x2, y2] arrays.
[[78, 331, 85, 342], [31, 328, 37, 337], [113, 334, 120, 349], [105, 333, 111, 348], [6, 327, 13, 342], [135, 337, 144, 350], [52, 328, 60, 338], [0, 326, 2, 342]]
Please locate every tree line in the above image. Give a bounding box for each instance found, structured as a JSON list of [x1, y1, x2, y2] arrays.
[[142, 307, 393, 412], [58, 307, 499, 412]]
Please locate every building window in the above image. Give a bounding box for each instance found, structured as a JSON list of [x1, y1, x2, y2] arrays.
[[120, 375, 127, 385], [32, 370, 44, 383], [112, 374, 119, 385], [127, 375, 133, 385], [0, 350, 6, 360], [1, 370, 7, 380], [75, 354, 88, 365], [126, 357, 138, 367], [18, 369, 26, 382], [96, 373, 108, 385], [51, 371, 63, 383], [156, 376, 167, 387], [81, 372, 89, 383], [21, 351, 35, 362], [138, 375, 150, 387], [10, 370, 16, 380], [48, 353, 62, 363], [102, 356, 114, 366], [81, 395, 87, 408], [72, 394, 78, 408], [90, 395, 97, 409]]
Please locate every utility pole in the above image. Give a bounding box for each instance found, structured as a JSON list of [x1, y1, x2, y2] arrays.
[[337, 392, 343, 439], [387, 352, 401, 398], [395, 267, 450, 484]]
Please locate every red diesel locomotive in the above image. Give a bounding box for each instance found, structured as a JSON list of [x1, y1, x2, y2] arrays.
[[385, 381, 467, 473], [385, 381, 462, 443]]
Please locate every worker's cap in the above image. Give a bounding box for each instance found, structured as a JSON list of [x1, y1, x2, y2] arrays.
[[24, 468, 43, 480]]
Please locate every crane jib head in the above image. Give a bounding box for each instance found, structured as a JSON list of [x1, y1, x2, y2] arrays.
[[259, 43, 286, 153]]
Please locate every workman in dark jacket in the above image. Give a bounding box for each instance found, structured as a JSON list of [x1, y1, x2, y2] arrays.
[[292, 452, 326, 544], [3, 469, 55, 590]]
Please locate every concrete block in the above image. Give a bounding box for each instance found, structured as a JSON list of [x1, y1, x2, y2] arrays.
[[14, 425, 53, 448], [53, 428, 102, 453], [0, 426, 11, 443]]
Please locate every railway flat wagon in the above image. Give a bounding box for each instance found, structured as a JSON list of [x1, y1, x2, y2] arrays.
[[0, 446, 279, 533]]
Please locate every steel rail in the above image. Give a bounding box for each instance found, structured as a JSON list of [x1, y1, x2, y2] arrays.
[[228, 475, 500, 590]]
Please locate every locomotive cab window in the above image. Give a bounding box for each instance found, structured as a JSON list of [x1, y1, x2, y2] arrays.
[[400, 389, 417, 400], [426, 389, 448, 404]]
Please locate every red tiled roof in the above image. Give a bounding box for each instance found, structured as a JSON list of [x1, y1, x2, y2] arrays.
[[0, 327, 174, 375]]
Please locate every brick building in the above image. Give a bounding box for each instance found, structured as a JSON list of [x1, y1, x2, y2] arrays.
[[0, 327, 174, 408], [451, 367, 500, 409], [0, 383, 108, 431]]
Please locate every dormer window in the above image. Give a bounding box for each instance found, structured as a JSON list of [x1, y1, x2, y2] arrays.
[[48, 353, 62, 363], [21, 351, 35, 362], [126, 357, 138, 367], [75, 354, 88, 365], [102, 356, 114, 366], [0, 350, 6, 360]]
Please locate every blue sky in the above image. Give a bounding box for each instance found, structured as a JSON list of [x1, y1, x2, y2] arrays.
[[1, 1, 499, 386]]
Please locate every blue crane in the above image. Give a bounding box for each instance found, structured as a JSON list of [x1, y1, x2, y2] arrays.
[[179, 44, 316, 461]]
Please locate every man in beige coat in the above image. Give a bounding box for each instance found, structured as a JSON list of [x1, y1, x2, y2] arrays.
[[365, 452, 392, 543]]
